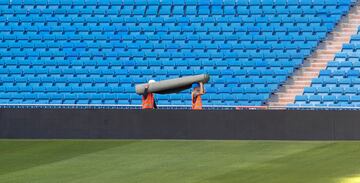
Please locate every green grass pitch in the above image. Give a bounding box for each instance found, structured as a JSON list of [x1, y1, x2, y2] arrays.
[[1, 140, 360, 183]]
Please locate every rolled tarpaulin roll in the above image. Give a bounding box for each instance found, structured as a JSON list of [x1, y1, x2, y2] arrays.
[[135, 74, 210, 95]]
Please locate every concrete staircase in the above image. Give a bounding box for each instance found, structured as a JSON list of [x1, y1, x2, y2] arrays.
[[267, 3, 360, 107]]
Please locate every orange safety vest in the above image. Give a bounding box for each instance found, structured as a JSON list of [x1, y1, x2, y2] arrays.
[[191, 92, 203, 110], [142, 93, 154, 109]]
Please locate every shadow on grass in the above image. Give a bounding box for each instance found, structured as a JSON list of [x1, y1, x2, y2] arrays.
[[203, 142, 360, 183], [0, 140, 137, 175]]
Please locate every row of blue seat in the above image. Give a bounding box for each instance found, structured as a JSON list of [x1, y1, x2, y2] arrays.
[[0, 52, 312, 59], [289, 103, 360, 107], [0, 61, 298, 68], [0, 31, 331, 38], [0, 59, 302, 66], [342, 43, 360, 50], [0, 92, 267, 99], [0, 99, 258, 105], [0, 7, 349, 15], [0, 25, 336, 33], [0, 99, 268, 106], [0, 43, 317, 50], [0, 6, 350, 10], [0, 7, 350, 12], [0, 11, 346, 18], [304, 87, 360, 95], [319, 70, 360, 76], [0, 16, 341, 23], [0, 66, 298, 71], [1, 50, 309, 56], [0, 31, 335, 39], [0, 51, 314, 59], [0, 4, 351, 9], [0, 81, 278, 87], [0, 75, 287, 82], [0, 99, 264, 106], [0, 46, 315, 51], [296, 95, 360, 102], [0, 82, 279, 87], [0, 100, 262, 106], [305, 85, 360, 92], [327, 61, 360, 67], [0, 85, 277, 94], [0, 38, 324, 45], [0, 0, 353, 6], [312, 78, 360, 84], [0, 93, 270, 102], [0, 52, 308, 60], [0, 68, 294, 75], [0, 65, 300, 70], [0, 36, 328, 42], [0, 41, 319, 47], [0, 26, 332, 32]]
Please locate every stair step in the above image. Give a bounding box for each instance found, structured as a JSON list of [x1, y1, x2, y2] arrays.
[[349, 15, 360, 18], [320, 50, 339, 54], [302, 66, 326, 69], [276, 97, 295, 100], [324, 45, 343, 49], [313, 55, 335, 59], [283, 85, 308, 90], [333, 32, 356, 36], [331, 35, 352, 39], [292, 80, 311, 84], [268, 103, 290, 107], [285, 81, 310, 85], [293, 72, 318, 77], [276, 93, 302, 98], [302, 68, 323, 72], [292, 77, 315, 81], [314, 53, 335, 57], [344, 21, 360, 24], [306, 58, 332, 62], [292, 74, 316, 77], [340, 27, 357, 31], [305, 59, 330, 63], [307, 63, 328, 67], [339, 24, 359, 28], [281, 88, 303, 93], [277, 99, 295, 103], [277, 91, 303, 95]]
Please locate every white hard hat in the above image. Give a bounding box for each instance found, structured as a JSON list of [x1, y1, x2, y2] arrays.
[[148, 80, 156, 84]]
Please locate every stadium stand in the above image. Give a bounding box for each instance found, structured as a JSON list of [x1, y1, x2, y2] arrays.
[[293, 25, 360, 107], [0, 0, 354, 106]]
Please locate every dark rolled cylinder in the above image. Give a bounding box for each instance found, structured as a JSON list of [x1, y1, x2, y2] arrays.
[[135, 74, 210, 95]]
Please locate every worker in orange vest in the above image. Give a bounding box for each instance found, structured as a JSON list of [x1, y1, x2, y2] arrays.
[[142, 80, 157, 109], [191, 82, 205, 110]]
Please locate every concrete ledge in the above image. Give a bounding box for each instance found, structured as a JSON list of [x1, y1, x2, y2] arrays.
[[0, 109, 359, 140]]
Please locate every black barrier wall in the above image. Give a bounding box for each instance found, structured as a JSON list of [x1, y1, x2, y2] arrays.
[[0, 109, 360, 140]]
